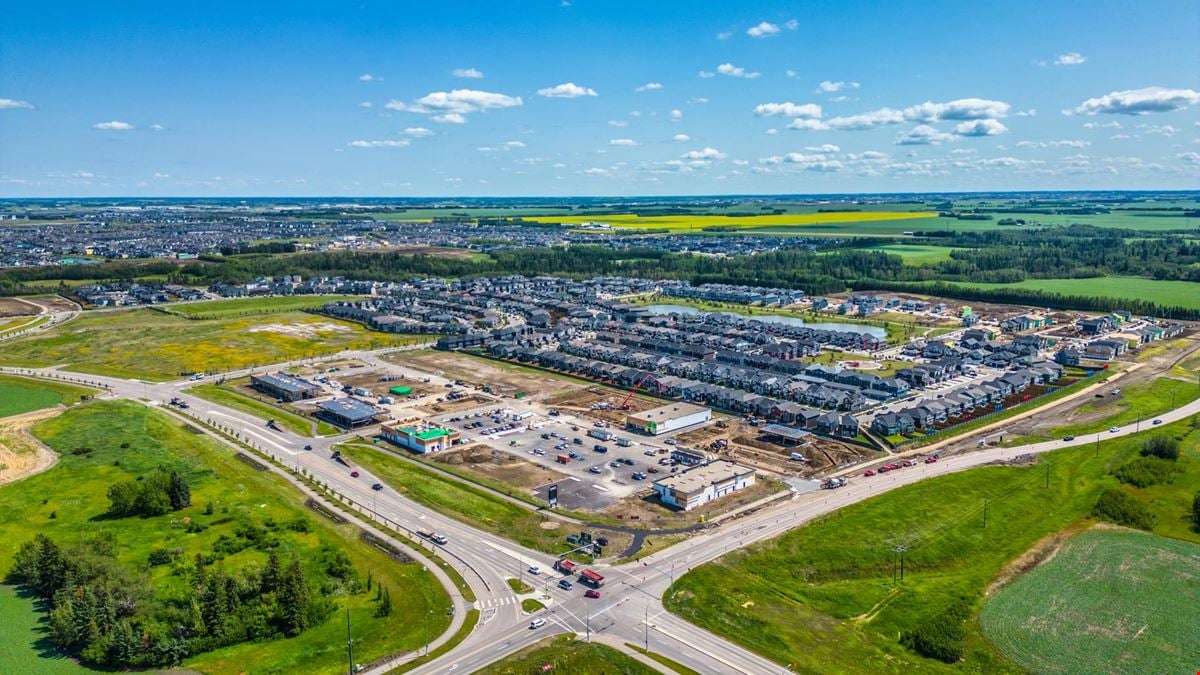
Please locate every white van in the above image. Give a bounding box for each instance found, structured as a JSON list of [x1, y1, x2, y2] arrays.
[[529, 618, 547, 629]]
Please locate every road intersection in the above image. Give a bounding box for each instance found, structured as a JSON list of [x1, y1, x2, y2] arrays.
[[5, 353, 1198, 675]]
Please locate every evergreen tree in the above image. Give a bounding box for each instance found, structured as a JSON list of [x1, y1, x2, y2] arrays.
[[167, 470, 191, 510], [277, 556, 309, 636]]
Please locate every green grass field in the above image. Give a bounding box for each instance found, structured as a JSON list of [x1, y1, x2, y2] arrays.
[[665, 419, 1200, 673], [0, 585, 100, 674], [0, 307, 429, 381], [911, 276, 1200, 311], [522, 211, 937, 231], [479, 635, 655, 675], [0, 401, 449, 674], [338, 444, 579, 555], [1047, 376, 1200, 439], [980, 529, 1200, 674], [857, 244, 963, 264], [171, 295, 365, 318], [0, 376, 96, 418], [187, 382, 338, 436]]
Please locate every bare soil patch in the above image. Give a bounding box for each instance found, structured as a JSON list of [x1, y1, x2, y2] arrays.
[[674, 420, 875, 477], [387, 350, 586, 399], [431, 444, 569, 490], [0, 408, 62, 485], [544, 386, 663, 425], [0, 297, 44, 317]]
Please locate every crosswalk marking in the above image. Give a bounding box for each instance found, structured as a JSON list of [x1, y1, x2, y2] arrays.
[[474, 595, 520, 610]]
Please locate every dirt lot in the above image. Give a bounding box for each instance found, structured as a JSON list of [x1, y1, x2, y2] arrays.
[[0, 408, 61, 485], [0, 297, 45, 317], [431, 444, 570, 490], [295, 359, 368, 376], [386, 350, 586, 400], [21, 295, 77, 313], [543, 386, 664, 425], [599, 478, 783, 528], [675, 420, 877, 477]]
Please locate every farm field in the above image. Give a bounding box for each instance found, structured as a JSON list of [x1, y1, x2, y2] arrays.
[[856, 244, 962, 264], [0, 307, 429, 380], [0, 376, 95, 418], [980, 529, 1200, 674], [478, 635, 655, 675], [0, 585, 99, 674], [0, 401, 449, 674], [911, 276, 1200, 310], [665, 419, 1200, 673], [170, 294, 365, 318], [522, 211, 938, 231]]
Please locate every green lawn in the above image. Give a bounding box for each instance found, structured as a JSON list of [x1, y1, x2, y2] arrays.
[[479, 635, 656, 675], [0, 584, 101, 674], [187, 382, 335, 436], [855, 244, 963, 264], [0, 307, 430, 381], [911, 277, 1200, 311], [665, 419, 1200, 673], [980, 530, 1200, 674], [0, 376, 96, 418], [337, 444, 579, 555], [0, 401, 450, 674], [1048, 376, 1200, 439], [171, 295, 366, 318]]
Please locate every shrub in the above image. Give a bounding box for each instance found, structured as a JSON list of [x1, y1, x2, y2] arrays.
[[900, 601, 969, 663], [1113, 457, 1180, 488], [1192, 492, 1200, 531], [1140, 436, 1180, 461], [1092, 488, 1156, 530]]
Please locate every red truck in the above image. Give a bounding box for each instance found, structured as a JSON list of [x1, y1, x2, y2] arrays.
[[554, 559, 577, 574], [556, 454, 570, 464]]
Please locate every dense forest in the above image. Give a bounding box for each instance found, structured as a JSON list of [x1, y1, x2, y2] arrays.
[[2, 225, 1198, 317]]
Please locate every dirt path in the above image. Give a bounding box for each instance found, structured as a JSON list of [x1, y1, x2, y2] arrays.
[[0, 408, 62, 485]]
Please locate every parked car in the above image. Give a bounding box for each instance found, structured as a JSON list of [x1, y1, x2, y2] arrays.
[[631, 472, 647, 480], [584, 589, 601, 599], [923, 456, 938, 464], [863, 469, 877, 477], [588, 466, 603, 474]]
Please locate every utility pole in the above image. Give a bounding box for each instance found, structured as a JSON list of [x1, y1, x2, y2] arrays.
[[893, 545, 907, 584], [345, 609, 354, 675], [644, 604, 649, 651], [982, 498, 988, 529], [423, 610, 430, 656], [1045, 461, 1050, 489], [586, 607, 591, 642]]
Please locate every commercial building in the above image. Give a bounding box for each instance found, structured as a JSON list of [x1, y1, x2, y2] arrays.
[[652, 460, 756, 511], [380, 422, 461, 453], [316, 397, 380, 429], [250, 372, 320, 402], [625, 402, 712, 436]]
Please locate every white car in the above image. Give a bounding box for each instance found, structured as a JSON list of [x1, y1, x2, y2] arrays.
[[529, 618, 547, 629], [528, 565, 541, 575], [1109, 426, 1120, 433]]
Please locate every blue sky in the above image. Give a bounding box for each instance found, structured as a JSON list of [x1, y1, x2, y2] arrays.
[[2, 0, 1198, 196]]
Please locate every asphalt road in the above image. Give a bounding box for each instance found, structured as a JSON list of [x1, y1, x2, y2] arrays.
[[6, 358, 1199, 675]]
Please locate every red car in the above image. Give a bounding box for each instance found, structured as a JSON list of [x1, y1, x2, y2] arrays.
[[584, 589, 601, 599], [923, 456, 938, 464], [902, 460, 916, 468], [878, 465, 891, 473], [350, 471, 360, 477], [863, 469, 877, 477]]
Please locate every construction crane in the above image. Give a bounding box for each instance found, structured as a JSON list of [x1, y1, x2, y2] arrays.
[[619, 372, 658, 410]]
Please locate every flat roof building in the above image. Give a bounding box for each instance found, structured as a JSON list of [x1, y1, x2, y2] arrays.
[[651, 459, 755, 511], [380, 422, 461, 454], [626, 402, 712, 436], [316, 397, 379, 429], [250, 372, 321, 402]]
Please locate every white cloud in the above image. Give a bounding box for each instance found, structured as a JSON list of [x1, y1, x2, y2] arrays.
[[0, 98, 35, 110], [818, 80, 859, 93], [1054, 52, 1086, 66], [788, 118, 831, 130], [93, 120, 134, 130], [609, 138, 639, 146], [1015, 109, 1037, 117], [1178, 151, 1200, 165], [636, 82, 663, 92], [904, 98, 1010, 122], [765, 128, 779, 135], [150, 124, 164, 131], [716, 31, 733, 41], [385, 88, 523, 123], [358, 101, 373, 108], [786, 69, 797, 78], [348, 139, 409, 148], [402, 127, 433, 137], [583, 167, 610, 175], [537, 82, 598, 98], [805, 144, 840, 153], [746, 21, 781, 38], [1016, 139, 1090, 148], [152, 172, 169, 179], [1139, 123, 1181, 136], [682, 147, 726, 160], [452, 67, 484, 79], [785, 19, 798, 30], [828, 108, 904, 129], [1083, 121, 1121, 129], [698, 71, 715, 79], [953, 119, 1008, 137], [358, 73, 376, 81], [608, 120, 629, 127], [896, 125, 956, 145], [1069, 86, 1200, 115], [670, 109, 683, 120], [753, 101, 822, 118], [716, 63, 761, 79], [504, 140, 525, 148], [689, 97, 709, 104], [672, 133, 690, 142]]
